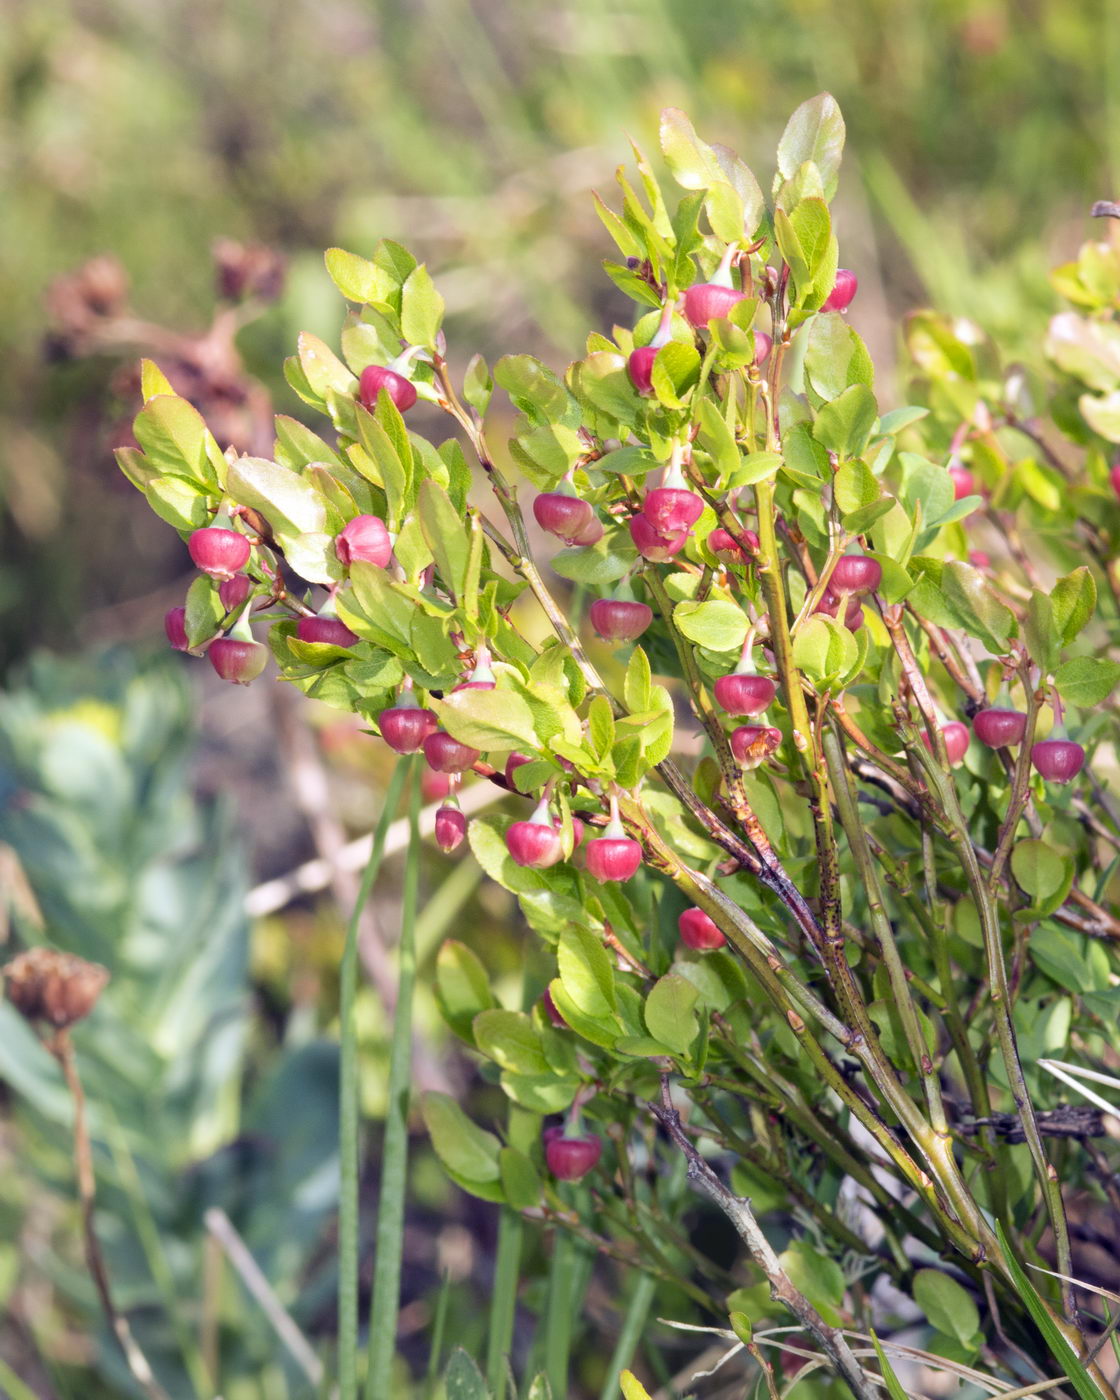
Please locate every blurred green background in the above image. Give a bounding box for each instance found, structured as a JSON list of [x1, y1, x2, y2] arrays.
[[1, 1, 1118, 1395]]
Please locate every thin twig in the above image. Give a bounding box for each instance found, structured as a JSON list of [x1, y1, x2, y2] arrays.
[[204, 1208, 327, 1392], [50, 1031, 171, 1400], [648, 1076, 877, 1400]]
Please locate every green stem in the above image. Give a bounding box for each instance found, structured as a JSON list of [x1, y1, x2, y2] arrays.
[[364, 762, 423, 1400], [754, 477, 813, 761], [486, 1208, 523, 1400], [339, 757, 411, 1398], [542, 1197, 584, 1396], [885, 614, 1084, 1339]]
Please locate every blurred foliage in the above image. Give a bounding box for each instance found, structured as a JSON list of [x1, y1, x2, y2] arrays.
[[0, 651, 344, 1397], [2, 0, 1118, 665]]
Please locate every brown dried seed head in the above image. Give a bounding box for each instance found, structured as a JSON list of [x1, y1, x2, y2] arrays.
[[3, 949, 109, 1029]]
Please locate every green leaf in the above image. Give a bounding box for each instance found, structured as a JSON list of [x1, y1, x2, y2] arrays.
[[1051, 568, 1097, 645], [133, 395, 214, 482], [941, 561, 1014, 654], [400, 263, 445, 349], [659, 107, 725, 190], [912, 1269, 980, 1347], [834, 458, 880, 515], [324, 247, 394, 305], [495, 355, 581, 429], [620, 1372, 653, 1400], [812, 384, 877, 459], [558, 925, 617, 1019], [729, 451, 783, 487], [226, 455, 328, 535], [463, 353, 492, 416], [994, 1221, 1105, 1400], [624, 647, 653, 713], [184, 575, 224, 648], [869, 1331, 912, 1400], [775, 94, 846, 202], [433, 688, 540, 752], [298, 331, 357, 400], [1054, 656, 1120, 706], [649, 342, 701, 408], [779, 1240, 845, 1326], [444, 1347, 492, 1400], [805, 315, 874, 400], [473, 1010, 550, 1075], [673, 599, 750, 651], [696, 397, 739, 480], [139, 358, 175, 400], [144, 475, 210, 531], [422, 1092, 502, 1183], [418, 479, 470, 601], [1024, 590, 1061, 676], [588, 694, 616, 760], [498, 1147, 542, 1211], [435, 940, 497, 1041], [792, 615, 858, 688], [644, 975, 699, 1055]]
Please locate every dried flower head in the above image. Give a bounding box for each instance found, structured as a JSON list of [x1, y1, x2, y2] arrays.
[[4, 948, 109, 1030]]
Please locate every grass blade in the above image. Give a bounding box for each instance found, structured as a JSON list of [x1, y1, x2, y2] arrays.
[[869, 1330, 912, 1400], [364, 762, 423, 1399], [338, 757, 411, 1399], [995, 1222, 1105, 1400], [0, 1356, 45, 1400], [486, 1206, 523, 1400]]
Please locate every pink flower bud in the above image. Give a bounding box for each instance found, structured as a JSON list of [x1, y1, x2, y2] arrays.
[[713, 673, 776, 717], [753, 331, 773, 364], [568, 514, 605, 547], [434, 804, 467, 852], [830, 555, 882, 595], [1110, 462, 1120, 500], [165, 606, 190, 652], [589, 598, 652, 642], [628, 346, 658, 394], [949, 464, 976, 500], [707, 527, 758, 563], [359, 364, 417, 413], [678, 907, 726, 951], [533, 493, 595, 545], [337, 515, 392, 569], [729, 725, 783, 768], [973, 709, 1027, 749], [584, 835, 642, 883], [189, 527, 251, 580], [208, 638, 269, 685], [821, 269, 858, 314], [505, 808, 563, 869], [922, 721, 970, 766], [629, 513, 688, 562], [684, 282, 746, 329], [219, 574, 252, 612], [1031, 739, 1085, 784], [297, 615, 358, 647], [545, 1132, 602, 1181], [541, 988, 567, 1028], [379, 706, 439, 754], [422, 731, 481, 774], [642, 487, 705, 536], [421, 769, 452, 802]]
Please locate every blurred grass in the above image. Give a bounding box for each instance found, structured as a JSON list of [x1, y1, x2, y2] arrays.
[[2, 0, 1117, 665]]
